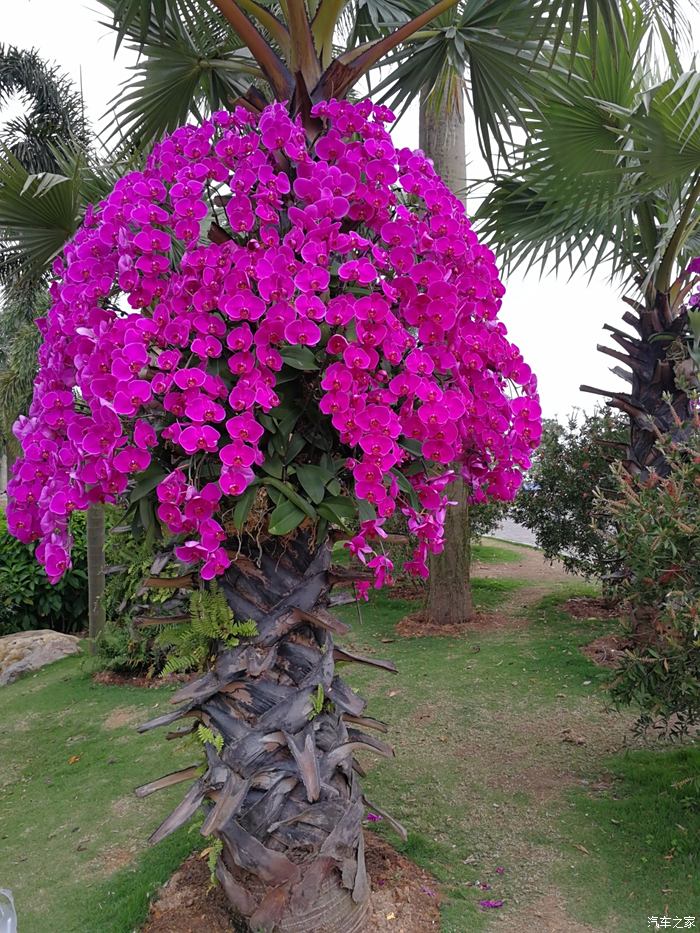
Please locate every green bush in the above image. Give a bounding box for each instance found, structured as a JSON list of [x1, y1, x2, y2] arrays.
[[93, 619, 159, 674], [103, 518, 160, 624], [0, 510, 88, 635], [511, 406, 627, 582], [605, 426, 700, 735], [95, 518, 165, 674], [97, 517, 201, 676]]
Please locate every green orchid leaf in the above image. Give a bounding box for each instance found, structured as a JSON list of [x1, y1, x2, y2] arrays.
[[268, 499, 306, 535]]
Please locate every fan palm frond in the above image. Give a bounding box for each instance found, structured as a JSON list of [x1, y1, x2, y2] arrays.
[[475, 1, 700, 290], [0, 149, 84, 285], [98, 0, 260, 144]]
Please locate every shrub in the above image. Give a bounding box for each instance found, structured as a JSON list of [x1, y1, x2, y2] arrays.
[[95, 581, 257, 678], [103, 516, 161, 625], [96, 516, 178, 675], [510, 406, 627, 582], [93, 619, 158, 674], [0, 509, 87, 635], [605, 425, 700, 735]]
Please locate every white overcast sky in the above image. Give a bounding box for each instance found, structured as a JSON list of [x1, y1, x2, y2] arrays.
[[3, 0, 699, 420]]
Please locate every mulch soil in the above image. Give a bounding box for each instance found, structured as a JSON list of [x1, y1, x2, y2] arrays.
[[562, 597, 624, 621], [395, 609, 526, 638], [581, 634, 631, 669], [141, 830, 440, 933]]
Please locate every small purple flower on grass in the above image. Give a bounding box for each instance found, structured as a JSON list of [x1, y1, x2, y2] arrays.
[[365, 813, 382, 822], [495, 867, 505, 875], [477, 883, 491, 890], [479, 899, 504, 910]]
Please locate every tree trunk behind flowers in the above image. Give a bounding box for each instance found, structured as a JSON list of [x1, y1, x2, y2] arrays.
[[137, 530, 399, 932], [419, 85, 475, 625], [419, 86, 467, 198], [87, 504, 106, 653], [424, 472, 474, 625]]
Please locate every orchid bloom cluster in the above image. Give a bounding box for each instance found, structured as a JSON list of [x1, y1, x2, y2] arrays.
[[688, 258, 700, 307], [7, 98, 540, 586]]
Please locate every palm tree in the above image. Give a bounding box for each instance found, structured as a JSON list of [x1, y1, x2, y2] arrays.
[[476, 2, 700, 476], [4, 4, 492, 931], [6, 3, 685, 633], [1, 4, 689, 925], [0, 44, 90, 173], [0, 44, 90, 456], [367, 0, 692, 625]]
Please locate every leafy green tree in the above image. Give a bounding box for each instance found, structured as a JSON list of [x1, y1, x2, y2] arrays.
[[511, 406, 627, 582], [477, 2, 700, 477], [605, 424, 700, 735]]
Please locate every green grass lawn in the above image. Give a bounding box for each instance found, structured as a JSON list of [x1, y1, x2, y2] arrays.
[[471, 541, 522, 564], [0, 658, 197, 932], [0, 566, 698, 932]]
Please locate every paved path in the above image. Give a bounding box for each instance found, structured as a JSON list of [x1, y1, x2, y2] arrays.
[[485, 518, 538, 548]]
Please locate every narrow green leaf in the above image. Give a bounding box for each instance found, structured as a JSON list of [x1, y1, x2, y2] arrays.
[[260, 476, 317, 518], [232, 484, 257, 529], [268, 499, 306, 535], [130, 464, 168, 502], [317, 494, 356, 524]]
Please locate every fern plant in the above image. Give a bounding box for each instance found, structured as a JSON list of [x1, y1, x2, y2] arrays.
[[156, 583, 257, 677], [196, 723, 224, 754], [203, 837, 224, 886], [308, 684, 325, 721]]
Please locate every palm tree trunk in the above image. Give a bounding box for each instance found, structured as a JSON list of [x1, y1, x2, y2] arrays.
[[87, 504, 106, 652], [419, 87, 467, 197], [583, 291, 694, 476], [419, 85, 474, 625], [138, 531, 398, 931]]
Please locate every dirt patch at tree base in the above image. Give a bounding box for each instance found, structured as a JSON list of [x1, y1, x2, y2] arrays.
[[581, 634, 631, 669], [563, 597, 624, 621], [141, 831, 440, 933], [395, 610, 526, 638]]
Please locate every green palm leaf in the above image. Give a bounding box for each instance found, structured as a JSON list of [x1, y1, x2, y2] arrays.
[[614, 74, 700, 187], [0, 44, 89, 174], [99, 0, 259, 143], [367, 0, 689, 164], [475, 3, 700, 290], [0, 150, 83, 283]]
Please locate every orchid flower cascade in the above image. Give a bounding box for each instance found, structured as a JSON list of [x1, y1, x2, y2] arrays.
[[7, 99, 541, 589]]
